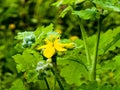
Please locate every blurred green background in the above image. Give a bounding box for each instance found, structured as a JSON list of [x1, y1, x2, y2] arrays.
[[0, 0, 120, 89]]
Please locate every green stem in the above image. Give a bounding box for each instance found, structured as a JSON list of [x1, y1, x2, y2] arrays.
[[53, 74, 56, 90], [91, 18, 101, 80], [79, 19, 91, 66], [51, 68, 64, 90], [44, 77, 50, 90]]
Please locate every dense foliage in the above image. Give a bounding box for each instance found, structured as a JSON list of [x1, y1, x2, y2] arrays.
[[0, 0, 120, 90]]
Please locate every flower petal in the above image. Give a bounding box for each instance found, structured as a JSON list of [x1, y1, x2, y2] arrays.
[[55, 45, 67, 51], [43, 45, 55, 58], [54, 39, 67, 51]]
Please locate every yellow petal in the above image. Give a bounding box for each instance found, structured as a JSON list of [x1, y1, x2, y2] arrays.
[[54, 39, 67, 51], [55, 46, 67, 51], [43, 45, 55, 58]]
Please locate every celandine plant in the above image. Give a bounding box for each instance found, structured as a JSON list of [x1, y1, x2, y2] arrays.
[[11, 0, 120, 90], [12, 24, 75, 90]]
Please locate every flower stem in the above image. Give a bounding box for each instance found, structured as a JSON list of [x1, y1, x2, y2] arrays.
[[44, 77, 50, 90], [51, 68, 64, 90], [53, 73, 57, 90], [90, 18, 101, 80]]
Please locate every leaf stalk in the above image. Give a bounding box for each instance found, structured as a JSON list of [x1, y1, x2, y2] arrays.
[[90, 18, 101, 80], [79, 19, 92, 66]]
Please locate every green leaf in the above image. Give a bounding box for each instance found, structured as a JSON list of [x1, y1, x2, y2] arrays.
[[113, 54, 120, 80], [13, 49, 41, 82], [52, 0, 76, 6], [34, 23, 54, 39], [82, 27, 120, 55], [26, 70, 39, 83], [57, 49, 88, 85], [60, 61, 88, 85], [9, 79, 26, 90], [34, 26, 44, 39], [78, 81, 98, 90], [93, 0, 120, 12], [62, 0, 76, 5], [99, 26, 120, 54], [13, 49, 41, 72], [72, 7, 100, 20], [113, 85, 120, 90], [51, 1, 63, 7], [60, 6, 73, 18], [97, 54, 120, 83], [73, 39, 84, 48], [97, 48, 120, 78], [33, 23, 54, 47], [52, 0, 83, 6], [4, 0, 18, 6], [99, 85, 112, 90], [75, 0, 85, 4]]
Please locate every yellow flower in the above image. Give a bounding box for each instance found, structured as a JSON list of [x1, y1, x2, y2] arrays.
[[36, 34, 74, 59]]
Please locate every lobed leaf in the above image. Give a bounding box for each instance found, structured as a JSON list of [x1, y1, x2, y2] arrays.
[[72, 7, 100, 20], [99, 26, 120, 54], [93, 0, 120, 12], [59, 6, 73, 18], [9, 79, 26, 90], [34, 23, 54, 39], [57, 49, 88, 85], [33, 23, 54, 47], [113, 54, 120, 80], [60, 61, 88, 85], [13, 49, 41, 72]]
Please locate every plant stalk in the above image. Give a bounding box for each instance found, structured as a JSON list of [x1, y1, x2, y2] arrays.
[[79, 19, 91, 66], [51, 68, 64, 90], [53, 73, 57, 90], [44, 77, 50, 90], [90, 18, 101, 80]]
